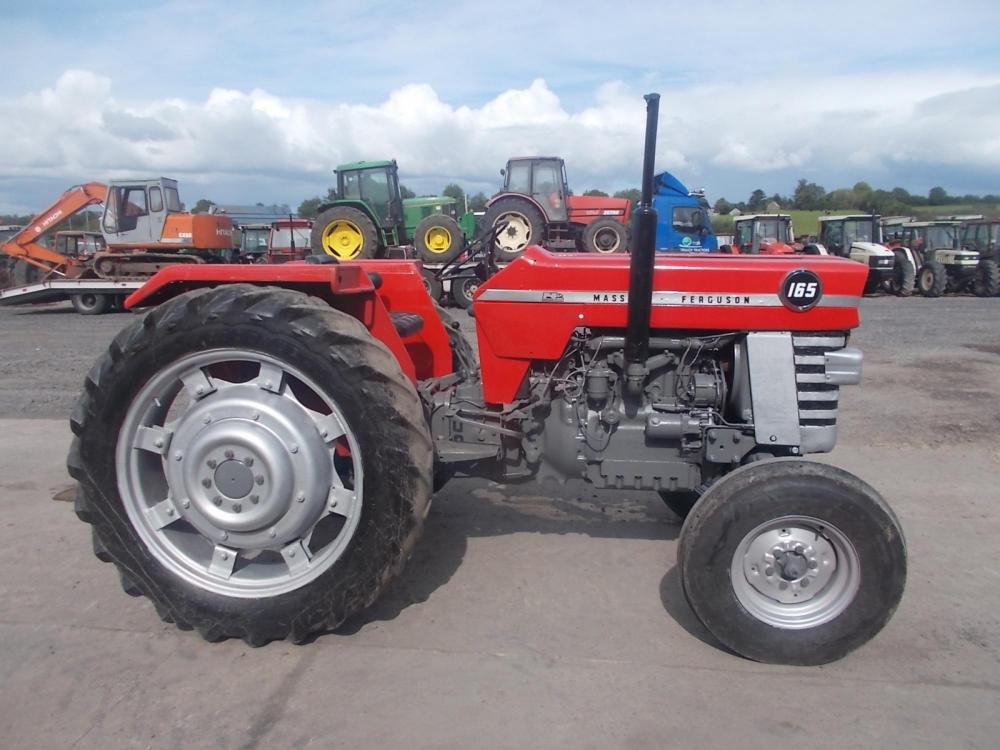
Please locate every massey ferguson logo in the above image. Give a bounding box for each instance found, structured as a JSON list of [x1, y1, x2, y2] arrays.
[[780, 269, 823, 312]]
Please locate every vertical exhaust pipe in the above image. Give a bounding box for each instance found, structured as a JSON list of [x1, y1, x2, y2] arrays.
[[624, 93, 660, 395]]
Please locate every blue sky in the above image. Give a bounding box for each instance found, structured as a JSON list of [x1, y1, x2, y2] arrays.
[[1, 0, 999, 213]]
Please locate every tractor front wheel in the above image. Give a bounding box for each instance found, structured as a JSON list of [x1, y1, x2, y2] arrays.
[[678, 459, 906, 665], [582, 217, 628, 254], [973, 259, 999, 297], [68, 284, 432, 645], [450, 275, 479, 309], [414, 215, 464, 263], [311, 206, 379, 260], [484, 197, 545, 261], [917, 261, 947, 297]]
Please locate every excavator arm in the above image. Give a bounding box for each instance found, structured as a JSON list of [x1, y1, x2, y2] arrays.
[[1, 182, 107, 277]]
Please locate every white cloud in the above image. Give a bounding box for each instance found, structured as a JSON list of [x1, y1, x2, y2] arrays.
[[1, 68, 999, 214]]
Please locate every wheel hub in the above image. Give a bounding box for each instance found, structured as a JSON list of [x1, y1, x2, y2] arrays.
[[741, 525, 833, 604], [167, 384, 332, 547]]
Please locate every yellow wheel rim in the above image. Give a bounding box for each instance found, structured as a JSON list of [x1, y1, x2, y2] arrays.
[[423, 226, 453, 254], [322, 219, 364, 260]]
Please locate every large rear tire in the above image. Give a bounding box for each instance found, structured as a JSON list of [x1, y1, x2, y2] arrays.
[[311, 206, 379, 260], [67, 284, 432, 645], [678, 459, 906, 665], [883, 250, 915, 297], [973, 259, 999, 297], [484, 196, 545, 261], [917, 261, 947, 297], [414, 215, 464, 264], [582, 217, 628, 254]]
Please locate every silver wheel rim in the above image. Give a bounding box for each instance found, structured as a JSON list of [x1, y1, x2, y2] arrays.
[[593, 227, 622, 253], [730, 515, 860, 629], [462, 279, 479, 301], [116, 348, 363, 598], [495, 212, 532, 253]]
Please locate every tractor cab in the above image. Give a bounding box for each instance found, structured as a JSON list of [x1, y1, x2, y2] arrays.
[[732, 214, 796, 254], [818, 215, 882, 256], [501, 157, 569, 222], [335, 160, 405, 245], [960, 219, 1000, 263], [817, 215, 898, 291], [101, 178, 183, 247], [54, 231, 106, 259]]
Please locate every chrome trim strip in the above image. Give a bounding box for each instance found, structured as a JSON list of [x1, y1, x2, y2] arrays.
[[477, 289, 860, 308]]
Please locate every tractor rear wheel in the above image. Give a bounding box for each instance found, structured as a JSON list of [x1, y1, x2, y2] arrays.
[[414, 215, 464, 264], [484, 197, 545, 261], [678, 459, 905, 665], [883, 251, 915, 297], [420, 267, 443, 302], [917, 261, 947, 297], [68, 284, 432, 645], [582, 217, 628, 254], [973, 259, 999, 297], [71, 293, 111, 315], [312, 206, 379, 260]]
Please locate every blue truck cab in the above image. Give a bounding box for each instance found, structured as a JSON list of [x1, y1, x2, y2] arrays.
[[651, 171, 718, 253]]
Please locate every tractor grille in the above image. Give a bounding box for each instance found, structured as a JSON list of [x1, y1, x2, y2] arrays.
[[792, 333, 847, 452]]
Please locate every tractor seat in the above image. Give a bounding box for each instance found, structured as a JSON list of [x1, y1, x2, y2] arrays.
[[389, 312, 424, 338]]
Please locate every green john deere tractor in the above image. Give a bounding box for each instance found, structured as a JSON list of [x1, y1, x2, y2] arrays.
[[310, 160, 477, 262]]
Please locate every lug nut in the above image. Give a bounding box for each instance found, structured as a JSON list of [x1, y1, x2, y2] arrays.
[[174, 452, 183, 461], [213, 496, 223, 506], [255, 475, 264, 485], [232, 503, 242, 513], [225, 450, 234, 459], [290, 444, 299, 454], [296, 492, 306, 503], [244, 457, 254, 466], [250, 495, 259, 504], [202, 478, 212, 488], [207, 459, 217, 469]]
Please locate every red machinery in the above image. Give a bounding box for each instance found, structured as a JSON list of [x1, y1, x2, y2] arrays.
[[67, 95, 905, 665], [484, 156, 632, 259], [1, 178, 232, 313]]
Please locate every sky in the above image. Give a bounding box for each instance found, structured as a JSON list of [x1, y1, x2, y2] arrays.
[[1, 0, 999, 214]]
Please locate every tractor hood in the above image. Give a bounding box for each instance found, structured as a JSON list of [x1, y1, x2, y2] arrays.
[[851, 241, 893, 257]]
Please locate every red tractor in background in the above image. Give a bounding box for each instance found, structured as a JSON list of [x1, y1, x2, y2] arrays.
[[484, 157, 632, 259], [65, 95, 905, 665], [723, 214, 810, 255]]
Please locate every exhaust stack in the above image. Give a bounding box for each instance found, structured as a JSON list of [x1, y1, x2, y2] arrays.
[[624, 93, 660, 395]]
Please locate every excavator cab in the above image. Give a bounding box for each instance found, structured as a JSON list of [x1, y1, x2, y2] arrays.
[[102, 178, 182, 247]]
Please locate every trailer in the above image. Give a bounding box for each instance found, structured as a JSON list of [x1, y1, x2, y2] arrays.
[[0, 278, 144, 314]]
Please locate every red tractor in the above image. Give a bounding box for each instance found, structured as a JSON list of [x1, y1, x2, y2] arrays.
[[66, 96, 905, 665], [484, 157, 632, 259]]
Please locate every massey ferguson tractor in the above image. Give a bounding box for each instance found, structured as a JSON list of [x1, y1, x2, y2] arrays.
[[67, 95, 905, 666], [485, 157, 632, 259]]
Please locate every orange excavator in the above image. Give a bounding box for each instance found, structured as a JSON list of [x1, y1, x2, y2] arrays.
[[1, 178, 233, 313]]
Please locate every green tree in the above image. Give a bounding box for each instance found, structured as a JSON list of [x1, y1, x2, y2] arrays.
[[468, 192, 489, 212], [928, 186, 949, 205], [792, 179, 826, 210], [583, 189, 609, 197], [747, 189, 767, 211], [613, 188, 641, 207], [400, 184, 416, 199], [193, 198, 215, 213], [442, 183, 466, 209], [297, 197, 322, 218], [713, 197, 734, 214]]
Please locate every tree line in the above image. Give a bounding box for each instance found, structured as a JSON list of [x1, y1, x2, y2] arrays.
[[714, 181, 1000, 216]]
